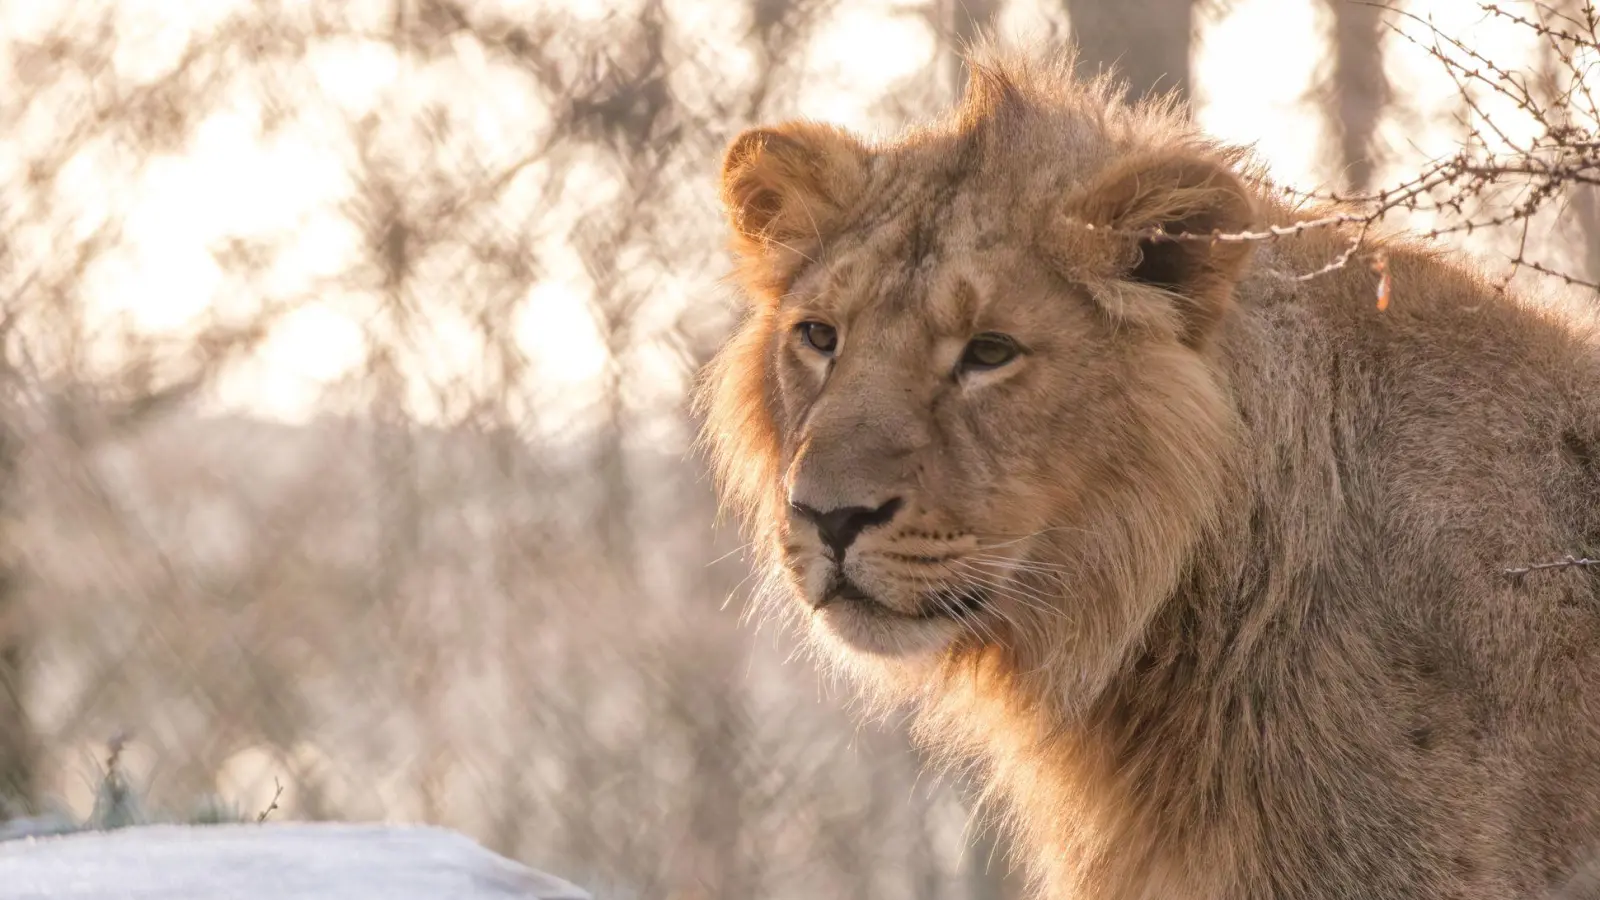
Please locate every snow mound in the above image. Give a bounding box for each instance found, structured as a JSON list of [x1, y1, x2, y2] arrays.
[[0, 815, 78, 843], [0, 822, 590, 900]]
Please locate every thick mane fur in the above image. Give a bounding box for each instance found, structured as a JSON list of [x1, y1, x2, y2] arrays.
[[698, 42, 1600, 900]]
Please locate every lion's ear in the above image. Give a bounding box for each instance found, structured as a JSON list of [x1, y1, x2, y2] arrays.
[[1078, 152, 1256, 347], [720, 122, 869, 277]]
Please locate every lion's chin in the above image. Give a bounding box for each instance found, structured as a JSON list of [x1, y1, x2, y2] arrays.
[[810, 598, 965, 659]]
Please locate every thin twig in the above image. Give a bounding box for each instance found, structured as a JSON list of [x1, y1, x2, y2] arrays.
[[256, 778, 284, 824], [1083, 1, 1600, 289], [1504, 555, 1600, 579]]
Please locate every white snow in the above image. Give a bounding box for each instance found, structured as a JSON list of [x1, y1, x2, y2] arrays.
[[0, 816, 78, 843], [0, 822, 590, 899]]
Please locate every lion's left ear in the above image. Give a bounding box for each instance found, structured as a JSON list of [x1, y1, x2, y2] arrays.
[[1077, 152, 1257, 347]]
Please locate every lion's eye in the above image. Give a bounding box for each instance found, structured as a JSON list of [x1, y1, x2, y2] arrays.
[[959, 333, 1020, 371], [797, 321, 839, 356]]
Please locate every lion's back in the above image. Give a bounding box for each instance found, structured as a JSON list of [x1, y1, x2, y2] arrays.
[[1210, 235, 1600, 898]]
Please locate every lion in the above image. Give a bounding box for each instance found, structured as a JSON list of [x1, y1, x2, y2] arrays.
[[696, 44, 1600, 900]]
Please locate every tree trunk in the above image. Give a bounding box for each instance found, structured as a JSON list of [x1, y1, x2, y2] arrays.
[[0, 392, 35, 818], [1319, 0, 1390, 191], [1063, 0, 1193, 103], [945, 0, 1000, 92], [1577, 191, 1600, 286], [0, 612, 34, 819], [1549, 0, 1600, 285]]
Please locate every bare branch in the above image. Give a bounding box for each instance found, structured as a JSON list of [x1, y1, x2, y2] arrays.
[[1504, 555, 1600, 579]]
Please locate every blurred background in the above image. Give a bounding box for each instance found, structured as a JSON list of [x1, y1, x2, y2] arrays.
[[0, 1, 1594, 897]]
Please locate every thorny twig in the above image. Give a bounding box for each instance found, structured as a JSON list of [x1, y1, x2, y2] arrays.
[[1083, 1, 1600, 294], [1503, 555, 1600, 579]]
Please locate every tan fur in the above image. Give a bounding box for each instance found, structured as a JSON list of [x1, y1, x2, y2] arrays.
[[696, 44, 1600, 900]]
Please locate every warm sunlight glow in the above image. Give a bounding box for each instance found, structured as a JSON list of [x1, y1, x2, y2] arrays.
[[1194, 0, 1326, 189], [516, 281, 610, 390], [214, 300, 369, 422], [799, 7, 938, 128], [21, 0, 1543, 427]]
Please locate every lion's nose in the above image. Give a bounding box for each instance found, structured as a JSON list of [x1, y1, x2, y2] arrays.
[[789, 497, 903, 557]]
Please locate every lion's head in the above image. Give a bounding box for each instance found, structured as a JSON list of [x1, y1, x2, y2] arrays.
[[699, 48, 1261, 705]]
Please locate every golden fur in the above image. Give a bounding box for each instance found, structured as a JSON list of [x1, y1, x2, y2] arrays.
[[696, 45, 1600, 900]]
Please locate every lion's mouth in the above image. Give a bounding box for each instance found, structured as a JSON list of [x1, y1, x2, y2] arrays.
[[814, 574, 875, 610], [815, 575, 989, 622]]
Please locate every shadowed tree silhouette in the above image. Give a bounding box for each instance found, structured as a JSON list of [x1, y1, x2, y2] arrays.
[[1064, 0, 1194, 102], [0, 373, 32, 816], [1317, 0, 1391, 191]]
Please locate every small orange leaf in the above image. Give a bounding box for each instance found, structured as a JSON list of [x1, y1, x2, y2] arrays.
[[1371, 253, 1391, 311]]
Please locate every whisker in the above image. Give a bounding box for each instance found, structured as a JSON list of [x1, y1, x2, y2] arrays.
[[944, 588, 1005, 646], [705, 543, 753, 568], [964, 555, 1078, 576], [919, 577, 999, 645], [951, 562, 1069, 624], [910, 568, 1003, 646], [963, 580, 1061, 628], [967, 524, 1095, 551]]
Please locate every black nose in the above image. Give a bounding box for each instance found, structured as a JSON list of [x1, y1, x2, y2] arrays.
[[790, 497, 903, 556]]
